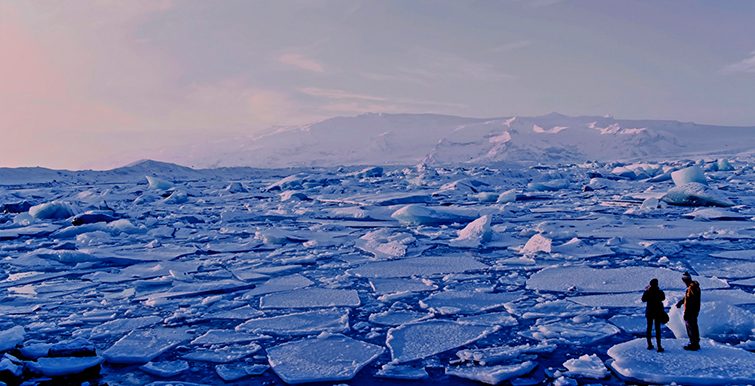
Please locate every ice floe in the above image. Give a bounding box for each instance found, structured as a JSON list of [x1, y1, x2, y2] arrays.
[[386, 320, 497, 363], [267, 333, 383, 384], [608, 338, 755, 385]]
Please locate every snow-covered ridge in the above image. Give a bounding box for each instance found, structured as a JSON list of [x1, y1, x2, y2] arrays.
[[92, 112, 755, 170]]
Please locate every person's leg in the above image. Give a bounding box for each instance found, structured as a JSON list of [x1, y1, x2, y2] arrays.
[[655, 318, 663, 351], [689, 316, 700, 347], [646, 317, 654, 349]]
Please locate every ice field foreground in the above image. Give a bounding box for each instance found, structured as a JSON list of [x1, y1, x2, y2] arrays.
[[3, 158, 755, 385]]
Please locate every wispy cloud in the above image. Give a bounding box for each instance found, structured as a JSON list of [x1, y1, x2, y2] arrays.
[[299, 87, 386, 101], [278, 53, 325, 73], [720, 51, 755, 74], [488, 40, 531, 53]]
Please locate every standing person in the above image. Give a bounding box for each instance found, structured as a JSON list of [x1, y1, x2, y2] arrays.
[[676, 271, 701, 351], [642, 278, 665, 352]]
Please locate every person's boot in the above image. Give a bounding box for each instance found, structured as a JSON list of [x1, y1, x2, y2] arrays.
[[647, 342, 654, 350], [683, 343, 700, 351], [656, 339, 663, 352]]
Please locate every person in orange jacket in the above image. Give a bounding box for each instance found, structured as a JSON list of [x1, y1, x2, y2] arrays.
[[676, 271, 701, 351]]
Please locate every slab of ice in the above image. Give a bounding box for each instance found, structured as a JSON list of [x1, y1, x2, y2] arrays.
[[457, 343, 556, 365], [527, 266, 729, 293], [348, 255, 488, 278], [139, 360, 189, 377], [497, 189, 517, 203], [369, 278, 437, 294], [520, 320, 620, 344], [375, 363, 429, 379], [391, 204, 477, 225], [683, 207, 749, 220], [102, 328, 190, 364], [326, 192, 432, 206], [144, 382, 210, 386], [27, 356, 104, 377], [608, 315, 648, 334], [355, 228, 415, 259], [0, 224, 60, 239], [89, 316, 163, 339], [568, 292, 647, 308], [667, 300, 755, 340], [662, 182, 734, 207], [608, 338, 755, 385], [386, 320, 497, 363], [519, 234, 552, 255], [235, 309, 349, 335], [0, 326, 24, 351], [215, 363, 252, 381], [137, 279, 255, 301], [456, 311, 519, 327], [710, 250, 755, 261], [563, 354, 608, 379], [260, 288, 360, 309], [146, 176, 174, 190], [182, 343, 261, 363], [190, 329, 263, 345], [368, 310, 433, 326], [551, 238, 614, 258], [199, 305, 264, 321], [691, 260, 755, 279], [446, 361, 536, 385], [419, 290, 524, 315], [29, 201, 77, 219], [507, 299, 607, 319], [671, 165, 707, 186], [241, 273, 314, 298], [449, 215, 492, 248], [267, 334, 383, 384]]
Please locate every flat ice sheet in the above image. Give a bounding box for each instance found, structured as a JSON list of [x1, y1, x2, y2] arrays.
[[527, 266, 729, 293], [419, 290, 524, 315], [267, 334, 383, 384], [608, 338, 755, 385], [387, 320, 496, 363], [348, 256, 488, 278], [259, 288, 360, 308], [235, 309, 349, 335]]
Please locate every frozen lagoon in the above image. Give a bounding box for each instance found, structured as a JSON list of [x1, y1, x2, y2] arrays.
[[2, 159, 755, 385]]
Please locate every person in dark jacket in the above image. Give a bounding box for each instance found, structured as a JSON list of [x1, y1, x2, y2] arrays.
[[676, 271, 701, 351], [642, 278, 665, 352]]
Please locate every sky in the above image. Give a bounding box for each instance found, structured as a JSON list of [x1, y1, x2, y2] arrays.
[[1, 0, 754, 170]]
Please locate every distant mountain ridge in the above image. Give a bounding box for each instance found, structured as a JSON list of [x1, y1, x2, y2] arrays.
[[102, 113, 755, 169]]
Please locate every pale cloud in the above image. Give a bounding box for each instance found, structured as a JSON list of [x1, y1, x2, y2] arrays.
[[721, 51, 755, 74], [488, 40, 532, 53], [278, 53, 325, 73], [299, 88, 386, 101]]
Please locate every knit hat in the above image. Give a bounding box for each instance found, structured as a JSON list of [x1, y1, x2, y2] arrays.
[[682, 271, 692, 280]]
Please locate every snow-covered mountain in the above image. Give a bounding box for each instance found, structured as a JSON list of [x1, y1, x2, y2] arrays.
[[101, 113, 755, 169]]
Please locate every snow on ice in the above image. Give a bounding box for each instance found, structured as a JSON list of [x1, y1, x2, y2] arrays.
[[2, 135, 755, 385]]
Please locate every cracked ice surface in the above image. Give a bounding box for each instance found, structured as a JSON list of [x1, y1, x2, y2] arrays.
[[266, 334, 384, 384], [386, 320, 497, 363]]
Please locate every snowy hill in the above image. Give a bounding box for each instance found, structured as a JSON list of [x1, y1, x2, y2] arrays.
[[98, 113, 755, 169]]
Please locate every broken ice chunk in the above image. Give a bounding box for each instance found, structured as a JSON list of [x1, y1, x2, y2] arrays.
[[348, 255, 487, 278], [260, 288, 360, 309], [375, 363, 429, 379], [563, 354, 608, 379], [456, 343, 556, 365], [146, 176, 174, 190], [102, 328, 190, 364], [190, 330, 264, 346], [386, 320, 497, 363], [369, 278, 437, 295], [29, 201, 78, 219], [520, 320, 620, 344], [607, 338, 755, 385], [507, 299, 606, 319], [235, 309, 349, 336], [446, 361, 536, 385], [0, 326, 25, 351], [27, 356, 104, 377], [139, 360, 189, 377], [419, 290, 524, 315], [449, 215, 492, 248], [526, 266, 728, 293], [391, 204, 477, 225], [671, 165, 707, 186], [368, 310, 433, 326], [89, 316, 163, 339], [519, 234, 551, 255], [682, 207, 749, 220], [355, 228, 415, 259], [456, 311, 518, 327], [661, 182, 734, 207], [241, 273, 314, 298], [267, 334, 383, 384], [215, 363, 251, 381], [182, 343, 261, 363]]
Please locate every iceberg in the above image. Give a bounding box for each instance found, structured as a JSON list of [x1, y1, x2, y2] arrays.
[[671, 165, 707, 186], [662, 182, 734, 207]]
